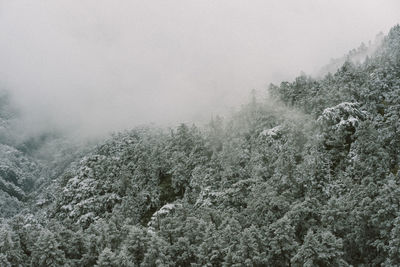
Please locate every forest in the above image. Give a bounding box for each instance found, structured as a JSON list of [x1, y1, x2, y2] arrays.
[[0, 25, 400, 266]]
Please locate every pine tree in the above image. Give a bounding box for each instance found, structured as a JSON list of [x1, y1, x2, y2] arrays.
[[30, 229, 66, 267], [96, 247, 119, 267], [291, 229, 347, 266]]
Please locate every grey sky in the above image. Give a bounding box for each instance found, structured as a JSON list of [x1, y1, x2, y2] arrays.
[[0, 0, 399, 137]]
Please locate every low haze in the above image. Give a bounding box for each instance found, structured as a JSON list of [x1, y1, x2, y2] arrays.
[[0, 0, 398, 138]]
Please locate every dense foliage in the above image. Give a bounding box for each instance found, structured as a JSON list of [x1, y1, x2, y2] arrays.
[[0, 25, 399, 266]]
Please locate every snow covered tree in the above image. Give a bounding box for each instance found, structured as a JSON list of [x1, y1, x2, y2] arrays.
[[30, 229, 66, 267], [291, 229, 347, 266], [96, 247, 119, 267]]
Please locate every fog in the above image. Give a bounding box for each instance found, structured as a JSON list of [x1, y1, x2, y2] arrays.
[[0, 0, 398, 138]]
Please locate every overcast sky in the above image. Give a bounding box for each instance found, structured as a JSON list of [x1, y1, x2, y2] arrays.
[[0, 0, 399, 137]]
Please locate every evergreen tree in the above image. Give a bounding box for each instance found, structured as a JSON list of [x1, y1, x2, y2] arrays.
[[30, 229, 66, 267], [96, 247, 119, 267]]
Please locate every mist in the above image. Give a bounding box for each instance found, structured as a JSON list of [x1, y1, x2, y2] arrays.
[[0, 0, 398, 138]]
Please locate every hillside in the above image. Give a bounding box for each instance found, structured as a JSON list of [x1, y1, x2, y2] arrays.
[[0, 25, 400, 266]]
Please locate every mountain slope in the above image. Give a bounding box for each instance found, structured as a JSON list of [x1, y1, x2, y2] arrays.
[[0, 25, 399, 266]]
